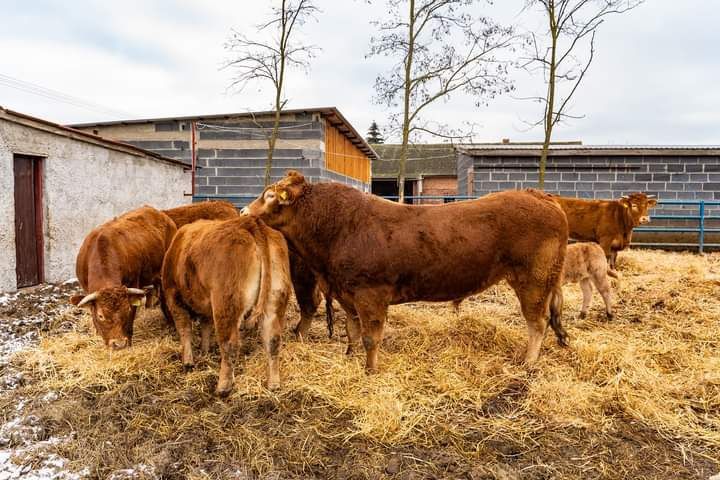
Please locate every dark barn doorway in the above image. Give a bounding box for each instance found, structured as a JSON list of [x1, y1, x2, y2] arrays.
[[371, 178, 416, 203], [13, 154, 44, 288]]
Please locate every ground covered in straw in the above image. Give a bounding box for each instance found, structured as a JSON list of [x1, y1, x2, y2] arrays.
[[2, 249, 719, 479]]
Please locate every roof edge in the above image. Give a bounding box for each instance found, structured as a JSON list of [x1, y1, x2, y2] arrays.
[[68, 106, 378, 161], [0, 106, 187, 167]]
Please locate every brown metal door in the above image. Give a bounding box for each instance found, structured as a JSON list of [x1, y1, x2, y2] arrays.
[[13, 155, 43, 287]]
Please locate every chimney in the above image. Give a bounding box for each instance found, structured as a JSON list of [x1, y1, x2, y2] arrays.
[[501, 138, 510, 144]]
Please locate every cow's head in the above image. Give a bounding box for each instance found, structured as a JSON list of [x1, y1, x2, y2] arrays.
[[241, 170, 308, 228], [69, 286, 151, 349], [619, 193, 657, 225]]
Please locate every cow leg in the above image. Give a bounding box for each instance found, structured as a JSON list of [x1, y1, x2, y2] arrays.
[[591, 273, 614, 321], [200, 320, 213, 354], [261, 299, 286, 390], [339, 300, 361, 355], [609, 250, 618, 270], [213, 306, 241, 397], [166, 291, 194, 368], [293, 285, 321, 341], [354, 295, 389, 373], [579, 278, 593, 319]]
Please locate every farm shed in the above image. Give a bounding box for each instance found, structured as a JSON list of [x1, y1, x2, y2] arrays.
[[0, 106, 190, 293], [371, 143, 457, 202], [71, 107, 376, 202], [456, 142, 720, 248]]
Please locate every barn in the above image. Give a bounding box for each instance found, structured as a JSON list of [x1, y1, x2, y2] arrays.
[[71, 107, 377, 202], [0, 107, 190, 292], [371, 143, 457, 201], [457, 142, 720, 248]]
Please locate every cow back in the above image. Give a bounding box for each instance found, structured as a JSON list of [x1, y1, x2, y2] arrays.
[[163, 201, 239, 229]]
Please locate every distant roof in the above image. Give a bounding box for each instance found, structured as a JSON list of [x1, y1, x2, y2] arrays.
[[457, 143, 720, 156], [0, 106, 186, 167], [69, 106, 378, 161], [372, 143, 457, 179]]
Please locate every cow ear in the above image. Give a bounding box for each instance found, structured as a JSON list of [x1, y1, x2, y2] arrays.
[[127, 289, 146, 307], [648, 199, 657, 207]]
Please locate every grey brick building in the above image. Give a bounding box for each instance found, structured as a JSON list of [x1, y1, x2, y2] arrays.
[[457, 143, 720, 247], [71, 107, 376, 203]]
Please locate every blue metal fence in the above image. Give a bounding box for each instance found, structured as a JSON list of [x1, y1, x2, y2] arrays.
[[193, 194, 720, 253]]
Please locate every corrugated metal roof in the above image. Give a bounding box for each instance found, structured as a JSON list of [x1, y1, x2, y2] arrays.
[[68, 106, 379, 161], [457, 144, 720, 156], [372, 144, 457, 179]]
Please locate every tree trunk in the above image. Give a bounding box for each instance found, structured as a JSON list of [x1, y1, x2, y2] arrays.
[[539, 0, 558, 190], [398, 0, 416, 203]]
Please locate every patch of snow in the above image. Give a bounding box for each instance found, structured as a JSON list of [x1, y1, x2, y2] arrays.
[[62, 278, 78, 286], [107, 463, 156, 480]]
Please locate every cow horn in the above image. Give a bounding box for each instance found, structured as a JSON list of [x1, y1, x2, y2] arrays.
[[647, 194, 656, 198], [127, 288, 146, 295], [77, 292, 99, 307], [621, 195, 629, 199]]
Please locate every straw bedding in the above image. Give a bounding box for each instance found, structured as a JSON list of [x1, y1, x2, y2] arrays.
[[5, 249, 720, 479]]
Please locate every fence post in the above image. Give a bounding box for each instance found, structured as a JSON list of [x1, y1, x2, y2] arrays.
[[699, 200, 705, 254]]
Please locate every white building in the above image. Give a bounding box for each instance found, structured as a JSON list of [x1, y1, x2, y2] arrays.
[[0, 107, 190, 292]]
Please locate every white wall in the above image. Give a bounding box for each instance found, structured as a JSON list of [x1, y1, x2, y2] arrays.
[[0, 119, 190, 291], [0, 128, 15, 292]]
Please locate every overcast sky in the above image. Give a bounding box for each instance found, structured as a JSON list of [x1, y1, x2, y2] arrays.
[[1, 0, 717, 145]]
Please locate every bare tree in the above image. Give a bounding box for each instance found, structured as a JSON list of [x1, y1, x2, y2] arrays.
[[522, 0, 644, 189], [368, 0, 516, 202], [225, 0, 319, 186]]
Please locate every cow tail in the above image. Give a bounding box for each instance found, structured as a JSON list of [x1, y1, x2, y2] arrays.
[[247, 221, 272, 330], [325, 294, 335, 338]]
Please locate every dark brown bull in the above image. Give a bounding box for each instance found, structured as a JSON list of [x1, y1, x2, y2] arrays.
[[243, 171, 569, 370], [162, 216, 290, 396], [553, 193, 657, 269], [69, 206, 177, 349]]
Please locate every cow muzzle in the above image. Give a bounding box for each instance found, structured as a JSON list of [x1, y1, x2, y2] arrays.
[[109, 337, 130, 350], [240, 206, 250, 216], [639, 215, 650, 224]]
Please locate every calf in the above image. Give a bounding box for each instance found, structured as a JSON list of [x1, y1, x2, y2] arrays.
[[70, 206, 177, 349], [161, 216, 290, 396], [553, 193, 657, 268], [243, 171, 569, 369], [562, 242, 619, 320]]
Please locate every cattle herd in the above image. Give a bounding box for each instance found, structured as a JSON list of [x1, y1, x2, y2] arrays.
[[69, 171, 657, 396]]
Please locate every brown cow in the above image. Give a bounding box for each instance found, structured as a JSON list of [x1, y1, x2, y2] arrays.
[[562, 242, 619, 321], [162, 200, 239, 228], [164, 200, 334, 339], [553, 193, 657, 269], [69, 206, 177, 349], [242, 171, 569, 370], [162, 216, 291, 396]]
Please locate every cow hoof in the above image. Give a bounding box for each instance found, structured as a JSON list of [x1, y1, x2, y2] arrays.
[[215, 387, 232, 398], [578, 312, 587, 320], [182, 363, 194, 372], [365, 366, 379, 375], [556, 335, 569, 348], [345, 345, 354, 356], [606, 313, 614, 321], [267, 381, 281, 391]]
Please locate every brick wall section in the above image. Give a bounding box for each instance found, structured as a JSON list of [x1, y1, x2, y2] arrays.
[[458, 153, 720, 217], [422, 176, 458, 197]]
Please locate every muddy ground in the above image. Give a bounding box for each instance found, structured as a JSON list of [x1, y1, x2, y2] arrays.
[[1, 250, 719, 480]]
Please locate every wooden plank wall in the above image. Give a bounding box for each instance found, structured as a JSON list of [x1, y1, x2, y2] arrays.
[[324, 123, 370, 183]]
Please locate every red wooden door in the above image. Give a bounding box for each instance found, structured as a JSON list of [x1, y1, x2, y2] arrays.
[[13, 155, 43, 288]]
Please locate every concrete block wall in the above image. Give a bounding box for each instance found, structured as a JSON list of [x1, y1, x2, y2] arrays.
[[458, 153, 720, 217], [123, 117, 367, 202]]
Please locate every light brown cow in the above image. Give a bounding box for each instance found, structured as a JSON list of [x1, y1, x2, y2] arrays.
[[161, 216, 290, 396], [162, 200, 239, 228], [562, 242, 619, 321], [69, 206, 177, 349], [553, 193, 657, 269], [243, 171, 569, 370]]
